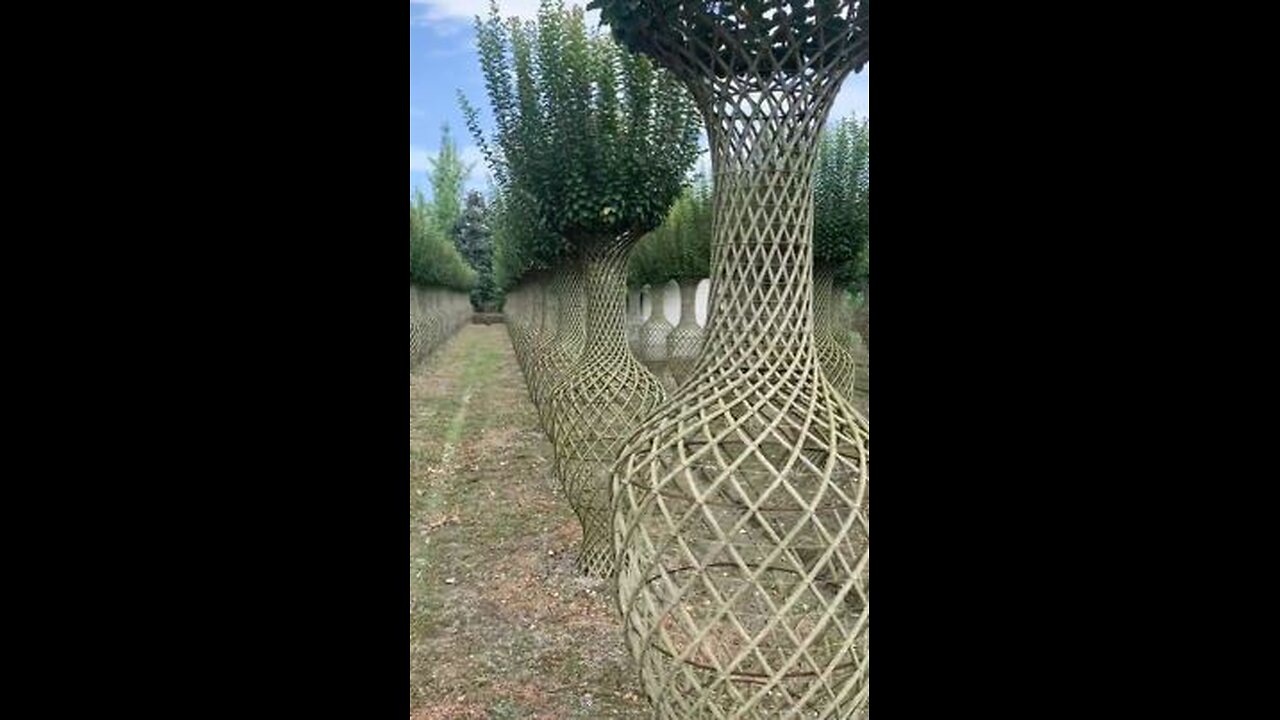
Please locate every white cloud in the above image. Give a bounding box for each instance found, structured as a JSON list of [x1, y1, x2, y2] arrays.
[[413, 0, 546, 23], [411, 1, 600, 28], [410, 146, 431, 173]]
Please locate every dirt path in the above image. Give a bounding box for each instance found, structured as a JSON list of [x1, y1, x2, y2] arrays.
[[410, 325, 648, 720]]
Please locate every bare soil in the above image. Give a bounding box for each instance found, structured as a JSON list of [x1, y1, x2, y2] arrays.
[[409, 326, 649, 720]]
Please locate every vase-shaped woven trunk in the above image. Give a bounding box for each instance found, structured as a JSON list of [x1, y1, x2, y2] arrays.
[[814, 267, 857, 401], [421, 288, 443, 359], [524, 275, 559, 391], [444, 294, 457, 338], [640, 282, 675, 389], [509, 278, 544, 374], [528, 262, 586, 438], [666, 278, 705, 388], [626, 288, 645, 358], [451, 293, 468, 335], [410, 285, 426, 369], [613, 45, 870, 718], [505, 284, 529, 367], [548, 240, 666, 578]]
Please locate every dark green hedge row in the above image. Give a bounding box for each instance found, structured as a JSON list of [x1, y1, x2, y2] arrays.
[[410, 191, 477, 292]]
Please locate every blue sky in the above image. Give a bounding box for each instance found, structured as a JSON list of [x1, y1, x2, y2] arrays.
[[410, 1, 869, 200]]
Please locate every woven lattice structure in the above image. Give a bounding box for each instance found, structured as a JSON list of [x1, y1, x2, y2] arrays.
[[505, 284, 528, 361], [605, 3, 870, 717], [527, 263, 587, 436], [640, 282, 674, 362], [421, 289, 443, 357], [626, 288, 646, 358], [508, 275, 549, 376], [640, 282, 675, 388], [523, 279, 559, 396], [814, 267, 857, 401], [851, 339, 869, 418], [665, 278, 705, 387], [410, 287, 426, 368], [411, 285, 472, 370], [548, 239, 667, 577]]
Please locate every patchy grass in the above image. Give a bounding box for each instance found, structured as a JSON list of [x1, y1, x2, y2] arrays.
[[410, 325, 648, 719]]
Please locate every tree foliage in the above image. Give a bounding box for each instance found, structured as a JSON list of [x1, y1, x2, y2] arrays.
[[453, 191, 500, 309], [461, 0, 701, 283], [813, 113, 869, 288], [429, 124, 470, 234], [410, 188, 478, 291], [489, 181, 560, 290], [628, 176, 712, 287]]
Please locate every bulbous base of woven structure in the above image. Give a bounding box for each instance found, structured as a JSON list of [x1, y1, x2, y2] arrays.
[[615, 385, 868, 718], [815, 267, 858, 401], [666, 278, 704, 387], [640, 282, 675, 390], [550, 242, 666, 578]]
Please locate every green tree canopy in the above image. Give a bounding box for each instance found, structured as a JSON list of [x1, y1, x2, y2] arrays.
[[428, 124, 471, 233], [454, 191, 500, 309], [628, 176, 712, 287], [813, 114, 869, 288], [410, 188, 478, 291], [461, 0, 701, 280]]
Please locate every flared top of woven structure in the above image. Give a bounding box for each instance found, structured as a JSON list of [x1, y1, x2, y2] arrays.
[[591, 0, 869, 88]]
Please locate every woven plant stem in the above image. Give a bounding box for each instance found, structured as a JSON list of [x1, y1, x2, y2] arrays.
[[611, 6, 871, 716], [548, 238, 667, 578], [814, 266, 857, 401], [529, 260, 587, 439], [666, 278, 705, 388]]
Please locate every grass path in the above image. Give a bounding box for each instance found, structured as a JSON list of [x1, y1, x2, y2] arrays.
[[409, 325, 648, 720]]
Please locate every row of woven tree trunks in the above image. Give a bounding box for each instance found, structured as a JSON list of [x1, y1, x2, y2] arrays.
[[622, 278, 868, 415], [409, 284, 474, 370], [477, 3, 869, 714]]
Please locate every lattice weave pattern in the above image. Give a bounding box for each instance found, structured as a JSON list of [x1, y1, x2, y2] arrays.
[[549, 239, 667, 577], [814, 267, 857, 402], [410, 285, 472, 370], [640, 282, 675, 390], [527, 264, 587, 438], [612, 4, 870, 717], [665, 278, 705, 387], [627, 288, 646, 358]]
